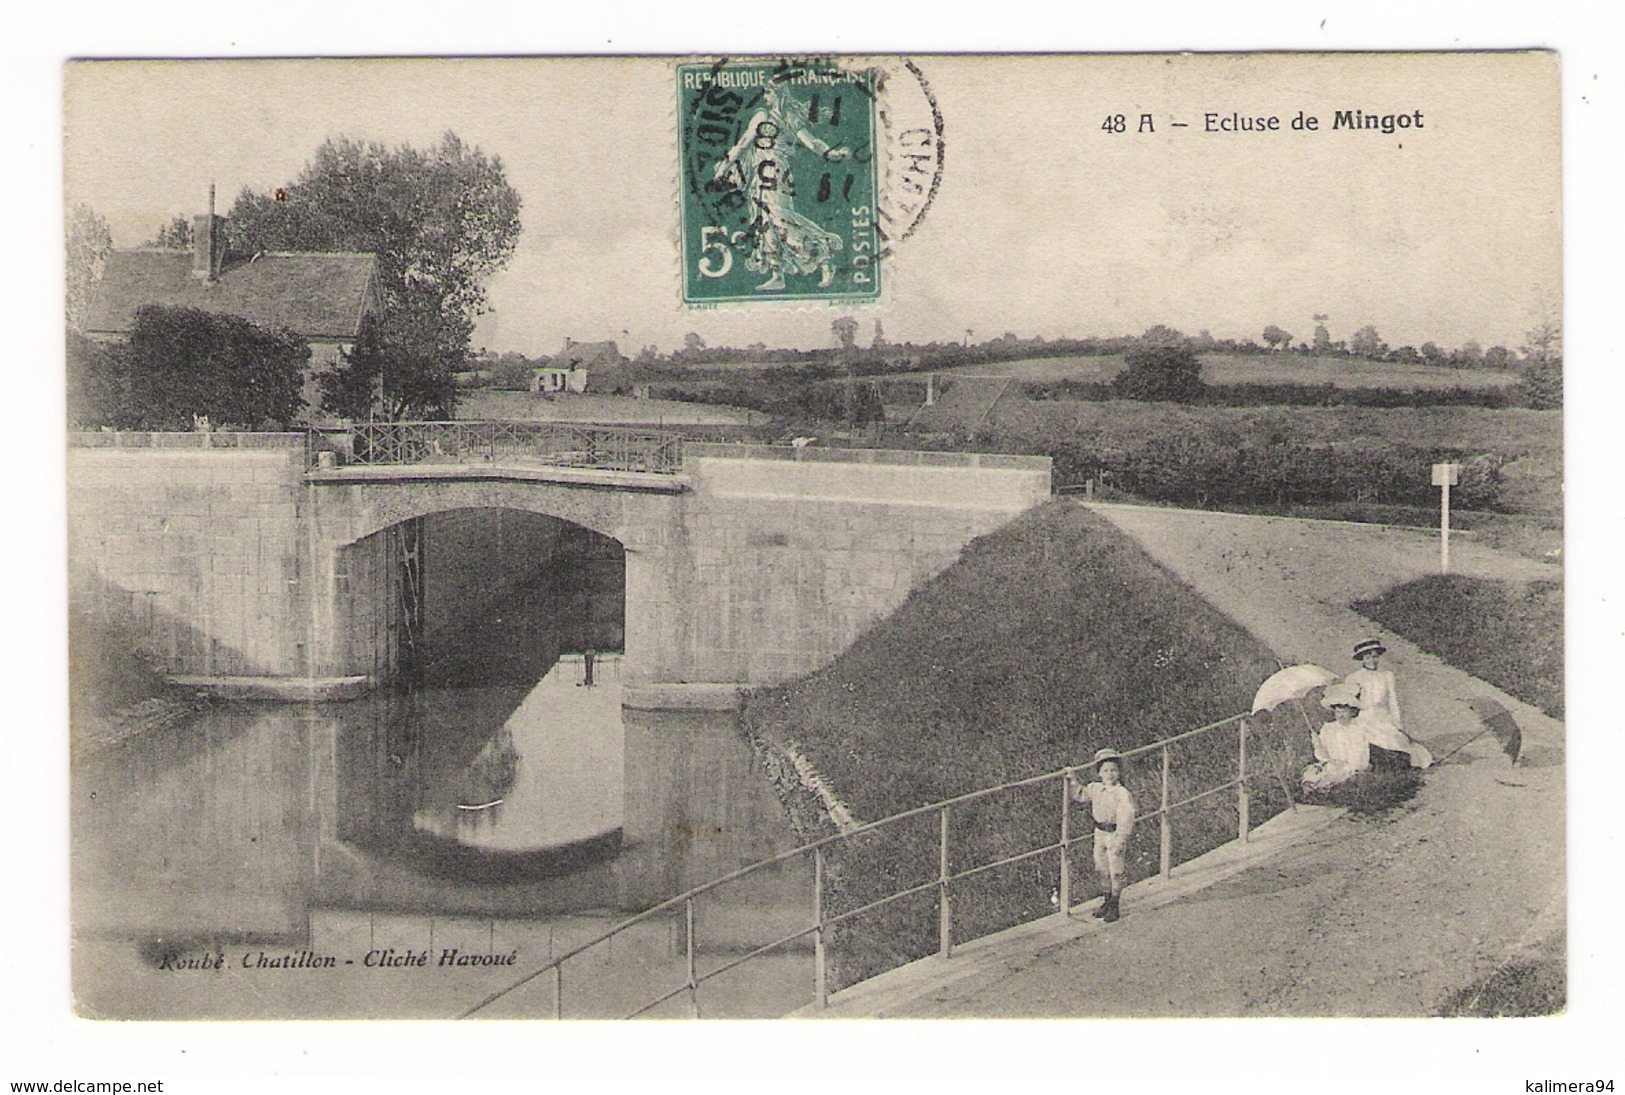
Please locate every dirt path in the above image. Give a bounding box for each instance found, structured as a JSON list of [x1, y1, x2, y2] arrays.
[[876, 504, 1564, 1017]]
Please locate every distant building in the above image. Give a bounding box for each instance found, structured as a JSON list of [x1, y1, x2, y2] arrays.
[[84, 208, 380, 420], [531, 338, 633, 395], [529, 363, 589, 394]]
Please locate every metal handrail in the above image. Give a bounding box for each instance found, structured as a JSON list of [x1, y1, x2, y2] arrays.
[[461, 710, 1256, 1020], [315, 420, 686, 474]]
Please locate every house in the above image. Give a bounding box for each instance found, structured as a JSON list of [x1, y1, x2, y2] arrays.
[[529, 362, 589, 394], [83, 208, 380, 421], [530, 339, 635, 395]]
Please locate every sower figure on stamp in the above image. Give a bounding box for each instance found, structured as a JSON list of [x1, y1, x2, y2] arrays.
[[712, 82, 848, 291], [1067, 747, 1136, 922]]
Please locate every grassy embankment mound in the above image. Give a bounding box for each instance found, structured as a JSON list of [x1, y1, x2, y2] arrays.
[[1354, 575, 1564, 718], [740, 500, 1281, 990]]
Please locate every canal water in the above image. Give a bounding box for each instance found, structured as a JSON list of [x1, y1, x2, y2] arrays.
[[71, 523, 814, 1020]]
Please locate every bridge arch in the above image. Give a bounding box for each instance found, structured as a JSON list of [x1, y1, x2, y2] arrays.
[[314, 476, 655, 549]]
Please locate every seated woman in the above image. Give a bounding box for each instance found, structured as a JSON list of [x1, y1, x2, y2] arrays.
[[1345, 639, 1433, 768], [1301, 683, 1371, 792]]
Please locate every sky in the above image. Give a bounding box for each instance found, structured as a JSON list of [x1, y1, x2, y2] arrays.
[[64, 53, 1560, 356]]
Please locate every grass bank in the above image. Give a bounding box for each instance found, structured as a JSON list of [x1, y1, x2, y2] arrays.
[[740, 500, 1282, 989], [1353, 575, 1564, 718]]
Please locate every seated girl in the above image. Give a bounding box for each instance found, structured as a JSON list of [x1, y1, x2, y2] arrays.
[[1302, 682, 1371, 792]]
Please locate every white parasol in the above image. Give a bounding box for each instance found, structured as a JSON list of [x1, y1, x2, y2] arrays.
[[1252, 664, 1339, 713]]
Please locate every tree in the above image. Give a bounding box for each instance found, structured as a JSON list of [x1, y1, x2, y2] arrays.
[[1520, 321, 1562, 367], [1311, 314, 1332, 355], [1420, 341, 1445, 366], [146, 215, 193, 249], [65, 203, 112, 332], [72, 305, 308, 430], [1484, 345, 1513, 370], [318, 313, 385, 419], [1262, 325, 1292, 352], [683, 332, 706, 354], [1350, 325, 1387, 359], [1453, 340, 1483, 368], [1111, 343, 1206, 403], [1139, 324, 1188, 349], [872, 319, 887, 349], [831, 315, 859, 351], [225, 132, 521, 420], [1516, 321, 1562, 409]]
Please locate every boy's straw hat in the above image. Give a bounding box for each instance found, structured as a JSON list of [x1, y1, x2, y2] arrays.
[[1093, 748, 1123, 765], [1353, 638, 1387, 660]]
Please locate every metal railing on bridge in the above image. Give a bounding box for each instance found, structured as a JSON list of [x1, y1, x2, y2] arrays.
[[313, 421, 686, 475], [461, 711, 1261, 1020]]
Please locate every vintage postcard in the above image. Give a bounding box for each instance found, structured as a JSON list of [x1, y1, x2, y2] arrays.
[[62, 52, 1563, 1024]]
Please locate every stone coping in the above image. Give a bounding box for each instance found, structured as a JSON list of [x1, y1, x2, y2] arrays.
[[685, 442, 1051, 472], [69, 431, 306, 449], [167, 674, 373, 702], [305, 463, 690, 493], [621, 683, 745, 711]]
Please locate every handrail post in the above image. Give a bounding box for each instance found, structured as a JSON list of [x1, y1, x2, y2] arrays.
[[1238, 718, 1251, 844], [1159, 745, 1172, 880], [938, 805, 953, 959], [1058, 773, 1072, 916], [552, 963, 562, 1021], [813, 847, 828, 1008], [685, 898, 699, 1018]]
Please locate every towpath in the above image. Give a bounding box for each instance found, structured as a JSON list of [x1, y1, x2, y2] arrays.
[[813, 504, 1564, 1017]]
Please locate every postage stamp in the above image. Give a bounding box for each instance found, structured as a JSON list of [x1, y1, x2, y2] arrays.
[[678, 58, 882, 305]]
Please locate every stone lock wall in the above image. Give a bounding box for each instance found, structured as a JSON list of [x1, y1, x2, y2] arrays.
[[67, 438, 1051, 703], [67, 436, 315, 682]]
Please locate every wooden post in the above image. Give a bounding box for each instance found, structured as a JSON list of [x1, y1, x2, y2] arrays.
[[685, 898, 699, 1018], [1433, 462, 1459, 575], [1238, 718, 1251, 844], [553, 964, 563, 1021], [1441, 475, 1452, 574], [938, 805, 953, 958], [813, 847, 828, 1008], [1059, 774, 1072, 915], [1159, 745, 1172, 880]]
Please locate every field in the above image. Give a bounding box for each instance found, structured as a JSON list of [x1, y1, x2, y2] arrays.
[[456, 389, 766, 427], [969, 399, 1563, 519], [892, 350, 1520, 390]]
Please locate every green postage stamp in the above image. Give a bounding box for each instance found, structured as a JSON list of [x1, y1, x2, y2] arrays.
[[678, 59, 881, 305]]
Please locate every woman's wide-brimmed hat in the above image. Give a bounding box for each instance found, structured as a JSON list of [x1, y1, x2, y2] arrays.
[[1093, 748, 1124, 766], [1321, 682, 1361, 709], [1353, 639, 1388, 660]]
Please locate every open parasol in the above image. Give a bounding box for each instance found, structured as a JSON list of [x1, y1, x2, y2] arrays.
[[1252, 664, 1339, 714], [1436, 696, 1523, 766]]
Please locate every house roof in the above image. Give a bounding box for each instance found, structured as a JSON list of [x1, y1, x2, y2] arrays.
[[555, 339, 625, 368], [85, 250, 377, 342]]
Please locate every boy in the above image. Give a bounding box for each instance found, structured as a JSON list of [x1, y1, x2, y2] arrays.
[[1067, 747, 1135, 922]]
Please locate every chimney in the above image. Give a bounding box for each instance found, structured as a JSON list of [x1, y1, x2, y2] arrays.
[[191, 184, 225, 280]]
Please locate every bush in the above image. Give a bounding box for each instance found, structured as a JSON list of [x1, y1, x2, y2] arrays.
[[69, 306, 309, 430], [1110, 344, 1206, 402]]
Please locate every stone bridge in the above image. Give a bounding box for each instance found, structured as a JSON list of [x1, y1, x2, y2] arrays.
[[67, 430, 1050, 708]]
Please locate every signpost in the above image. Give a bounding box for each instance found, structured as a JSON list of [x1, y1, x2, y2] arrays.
[[1432, 462, 1460, 574]]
